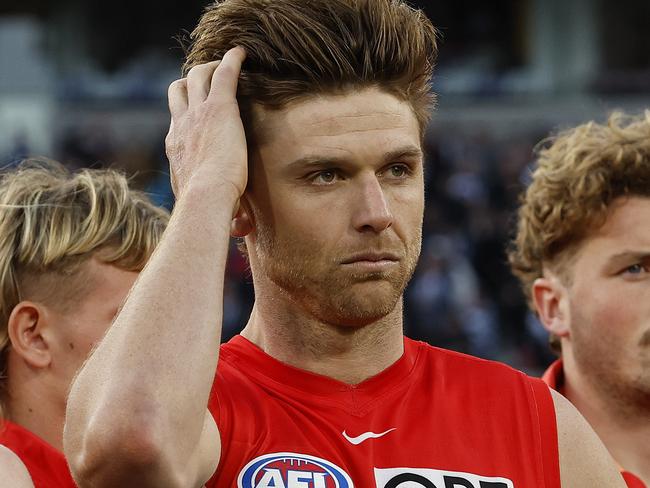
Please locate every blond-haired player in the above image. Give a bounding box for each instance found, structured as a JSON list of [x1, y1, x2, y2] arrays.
[[510, 112, 650, 487], [0, 160, 168, 487]]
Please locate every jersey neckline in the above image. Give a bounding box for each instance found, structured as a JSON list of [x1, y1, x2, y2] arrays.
[[221, 335, 422, 408]]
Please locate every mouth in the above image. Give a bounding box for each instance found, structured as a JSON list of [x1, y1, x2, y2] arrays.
[[341, 252, 400, 265]]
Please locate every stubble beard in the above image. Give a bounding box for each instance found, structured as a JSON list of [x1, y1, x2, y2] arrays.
[[570, 305, 650, 419], [254, 227, 422, 327]]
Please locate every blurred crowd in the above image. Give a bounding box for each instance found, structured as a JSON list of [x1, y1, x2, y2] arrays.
[[1, 122, 557, 374]]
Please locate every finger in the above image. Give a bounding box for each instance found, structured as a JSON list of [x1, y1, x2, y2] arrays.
[[186, 61, 221, 108], [168, 78, 188, 119], [209, 47, 246, 101]]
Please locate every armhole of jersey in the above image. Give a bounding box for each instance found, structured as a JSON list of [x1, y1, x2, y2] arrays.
[[528, 377, 561, 488], [622, 471, 648, 488], [210, 364, 230, 475]]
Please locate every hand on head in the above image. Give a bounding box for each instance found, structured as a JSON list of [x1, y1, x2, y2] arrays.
[[166, 47, 248, 204]]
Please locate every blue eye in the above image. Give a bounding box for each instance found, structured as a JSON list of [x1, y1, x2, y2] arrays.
[[624, 263, 647, 275]]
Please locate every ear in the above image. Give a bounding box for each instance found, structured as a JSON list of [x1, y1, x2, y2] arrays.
[[6, 301, 52, 369], [532, 275, 571, 338], [231, 195, 254, 238]]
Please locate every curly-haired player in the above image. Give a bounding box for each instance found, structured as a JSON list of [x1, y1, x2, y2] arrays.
[[0, 160, 168, 487], [66, 2, 626, 487], [510, 112, 650, 487]]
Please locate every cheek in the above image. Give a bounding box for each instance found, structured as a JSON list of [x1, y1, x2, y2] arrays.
[[388, 169, 424, 207], [572, 285, 637, 345], [66, 318, 111, 358], [271, 191, 348, 237], [388, 187, 424, 232], [282, 214, 342, 255]]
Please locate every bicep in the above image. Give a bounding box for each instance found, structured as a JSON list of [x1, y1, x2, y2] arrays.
[[0, 445, 35, 488], [552, 390, 626, 487]]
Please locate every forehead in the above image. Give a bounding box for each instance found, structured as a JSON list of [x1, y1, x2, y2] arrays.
[[592, 197, 650, 242], [251, 87, 421, 163], [572, 196, 650, 263]]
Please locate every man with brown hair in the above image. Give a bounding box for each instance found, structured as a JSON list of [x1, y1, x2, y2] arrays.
[[509, 112, 650, 488], [0, 160, 168, 487], [65, 1, 626, 487]]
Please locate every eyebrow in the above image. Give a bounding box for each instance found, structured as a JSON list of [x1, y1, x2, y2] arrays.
[[605, 251, 650, 268], [285, 145, 423, 171]]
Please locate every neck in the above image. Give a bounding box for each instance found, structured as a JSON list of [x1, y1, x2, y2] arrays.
[[6, 361, 64, 451], [240, 290, 404, 385], [563, 362, 650, 485]]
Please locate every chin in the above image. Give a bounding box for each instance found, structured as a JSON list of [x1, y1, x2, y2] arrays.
[[332, 311, 391, 328], [319, 285, 402, 327]]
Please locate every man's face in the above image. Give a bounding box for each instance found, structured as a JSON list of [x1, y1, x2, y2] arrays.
[[245, 87, 424, 327], [564, 196, 650, 407]]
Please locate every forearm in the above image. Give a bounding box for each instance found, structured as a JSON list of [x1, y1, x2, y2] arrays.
[[64, 182, 236, 486]]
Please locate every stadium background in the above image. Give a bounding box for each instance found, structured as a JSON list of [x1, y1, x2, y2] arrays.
[[1, 0, 649, 373]]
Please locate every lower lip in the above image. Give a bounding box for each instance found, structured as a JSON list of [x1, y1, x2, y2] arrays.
[[342, 260, 398, 271]]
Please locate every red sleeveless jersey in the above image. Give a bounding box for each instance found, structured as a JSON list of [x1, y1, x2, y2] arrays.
[[0, 420, 76, 487], [207, 336, 560, 488]]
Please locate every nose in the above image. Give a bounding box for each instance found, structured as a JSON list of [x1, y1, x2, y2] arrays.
[[351, 173, 393, 233]]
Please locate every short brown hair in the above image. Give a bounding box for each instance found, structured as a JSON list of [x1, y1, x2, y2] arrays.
[[509, 111, 650, 350], [184, 0, 438, 135], [0, 159, 169, 418]]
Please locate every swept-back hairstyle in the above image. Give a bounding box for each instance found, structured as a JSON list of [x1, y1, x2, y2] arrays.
[[184, 0, 439, 135], [0, 159, 169, 419], [509, 111, 650, 352]]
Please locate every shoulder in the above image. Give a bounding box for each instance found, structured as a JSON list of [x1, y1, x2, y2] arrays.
[[412, 339, 530, 383], [0, 445, 34, 488], [412, 338, 512, 369], [409, 340, 553, 417], [551, 390, 627, 487]]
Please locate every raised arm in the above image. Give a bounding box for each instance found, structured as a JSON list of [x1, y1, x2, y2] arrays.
[[552, 390, 626, 487], [0, 446, 34, 488], [63, 47, 248, 488]]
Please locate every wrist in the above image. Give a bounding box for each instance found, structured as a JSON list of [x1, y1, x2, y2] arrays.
[[179, 176, 242, 214]]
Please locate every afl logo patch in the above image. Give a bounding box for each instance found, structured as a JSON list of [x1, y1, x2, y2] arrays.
[[238, 452, 354, 488]]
